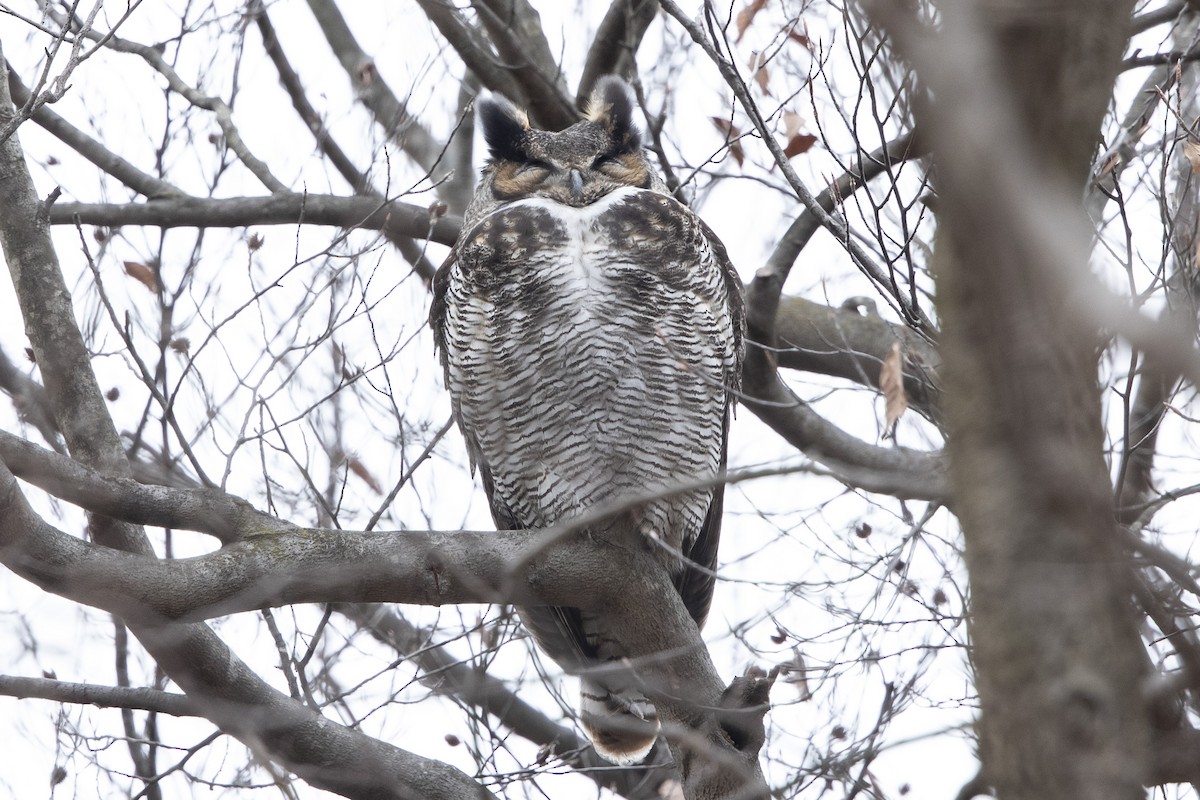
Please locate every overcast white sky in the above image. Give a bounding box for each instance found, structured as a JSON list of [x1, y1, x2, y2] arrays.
[[8, 1, 1191, 798]]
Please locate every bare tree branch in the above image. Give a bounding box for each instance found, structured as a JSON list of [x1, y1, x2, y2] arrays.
[[0, 1, 101, 145], [1116, 17, 1200, 520], [1133, 1, 1186, 34], [0, 674, 200, 717], [252, 0, 439, 277], [471, 0, 578, 128], [305, 0, 445, 174], [1087, 11, 1199, 223], [412, 0, 527, 105], [0, 49, 493, 800], [48, 194, 462, 248], [578, 0, 660, 103], [761, 131, 926, 284], [339, 602, 675, 800], [749, 129, 942, 427], [743, 272, 948, 501], [774, 295, 942, 426], [0, 345, 63, 453], [444, 73, 481, 215], [0, 429, 288, 543], [6, 63, 181, 199], [658, 0, 937, 334], [36, 6, 289, 193], [250, 3, 370, 194], [0, 455, 766, 799], [2, 400, 668, 796]]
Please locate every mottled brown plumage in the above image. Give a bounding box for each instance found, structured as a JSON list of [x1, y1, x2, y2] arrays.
[[430, 77, 744, 764]]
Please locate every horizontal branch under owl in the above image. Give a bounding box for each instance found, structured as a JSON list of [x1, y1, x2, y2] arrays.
[[0, 451, 772, 798], [7, 420, 1200, 789], [0, 413, 713, 797], [0, 405, 685, 798]]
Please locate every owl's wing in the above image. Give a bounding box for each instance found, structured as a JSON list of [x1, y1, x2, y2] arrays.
[[674, 215, 744, 630], [674, 406, 730, 630], [698, 213, 746, 395], [431, 246, 593, 668], [429, 245, 487, 480]]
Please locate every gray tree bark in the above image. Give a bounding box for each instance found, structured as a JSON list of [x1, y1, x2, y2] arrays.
[[907, 1, 1151, 796]]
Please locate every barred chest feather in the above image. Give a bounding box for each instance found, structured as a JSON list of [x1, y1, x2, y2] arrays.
[[438, 187, 736, 557]]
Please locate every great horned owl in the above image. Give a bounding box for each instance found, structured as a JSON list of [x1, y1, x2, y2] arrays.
[[430, 77, 744, 765]]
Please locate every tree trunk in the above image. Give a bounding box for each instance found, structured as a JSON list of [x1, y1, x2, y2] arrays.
[[921, 1, 1150, 797]]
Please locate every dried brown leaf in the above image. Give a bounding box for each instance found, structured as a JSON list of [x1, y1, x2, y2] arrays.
[[729, 141, 746, 167], [880, 341, 908, 436], [1184, 139, 1200, 174], [735, 0, 769, 43], [783, 132, 817, 159], [711, 117, 746, 167], [710, 116, 738, 137], [346, 456, 382, 494], [750, 52, 771, 95], [787, 29, 812, 50], [123, 261, 158, 293], [781, 647, 810, 699]]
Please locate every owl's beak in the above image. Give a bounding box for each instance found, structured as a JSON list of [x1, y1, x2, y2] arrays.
[[568, 168, 584, 200]]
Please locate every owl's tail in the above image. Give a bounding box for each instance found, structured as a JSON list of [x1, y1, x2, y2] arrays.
[[579, 678, 659, 765]]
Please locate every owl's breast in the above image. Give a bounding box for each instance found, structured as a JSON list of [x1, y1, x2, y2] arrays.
[[456, 188, 720, 307], [440, 188, 736, 535]]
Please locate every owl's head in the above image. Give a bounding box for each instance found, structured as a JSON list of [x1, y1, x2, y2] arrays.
[[465, 77, 667, 224]]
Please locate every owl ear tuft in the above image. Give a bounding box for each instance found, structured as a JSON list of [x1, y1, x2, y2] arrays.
[[478, 95, 530, 162], [586, 76, 641, 153]]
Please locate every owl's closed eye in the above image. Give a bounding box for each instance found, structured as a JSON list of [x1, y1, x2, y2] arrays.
[[468, 77, 662, 213]]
